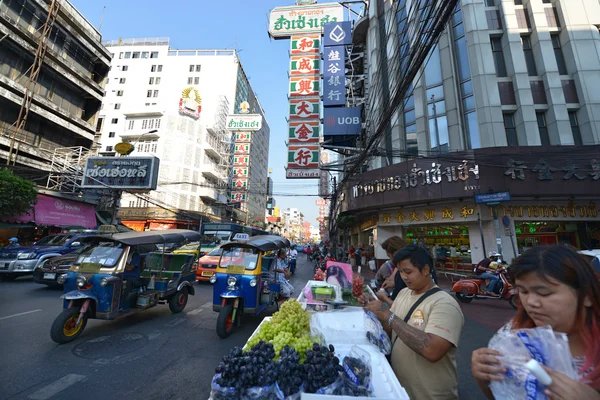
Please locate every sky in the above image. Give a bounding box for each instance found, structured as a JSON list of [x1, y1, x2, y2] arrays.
[[70, 0, 321, 225]]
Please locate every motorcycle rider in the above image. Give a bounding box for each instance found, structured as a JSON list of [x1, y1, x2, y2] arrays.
[[474, 251, 501, 295], [4, 237, 20, 249]]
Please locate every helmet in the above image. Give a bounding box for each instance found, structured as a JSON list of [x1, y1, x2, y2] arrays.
[[489, 250, 500, 257], [9, 237, 18, 243]]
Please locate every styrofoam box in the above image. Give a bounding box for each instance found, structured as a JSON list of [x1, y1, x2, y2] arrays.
[[297, 281, 376, 313], [301, 343, 409, 400], [310, 309, 373, 346]]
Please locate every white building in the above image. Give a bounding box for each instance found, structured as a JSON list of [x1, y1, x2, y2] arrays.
[[97, 38, 270, 230]]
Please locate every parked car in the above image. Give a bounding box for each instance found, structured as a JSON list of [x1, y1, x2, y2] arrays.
[[195, 247, 223, 281], [579, 249, 600, 277], [0, 232, 96, 281], [296, 244, 305, 253], [32, 245, 90, 287]]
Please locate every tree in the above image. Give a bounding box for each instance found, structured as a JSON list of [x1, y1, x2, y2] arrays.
[[0, 169, 37, 218]]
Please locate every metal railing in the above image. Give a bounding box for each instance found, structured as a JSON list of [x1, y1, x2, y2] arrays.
[[102, 37, 170, 47]]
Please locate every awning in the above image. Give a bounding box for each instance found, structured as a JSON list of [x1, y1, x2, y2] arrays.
[[0, 222, 35, 229]]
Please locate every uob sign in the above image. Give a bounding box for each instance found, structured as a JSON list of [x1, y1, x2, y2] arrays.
[[323, 106, 362, 135]]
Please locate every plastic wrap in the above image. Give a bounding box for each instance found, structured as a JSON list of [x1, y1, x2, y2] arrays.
[[314, 375, 343, 394], [488, 326, 577, 400], [209, 374, 239, 400], [364, 310, 393, 355], [338, 345, 373, 396], [274, 382, 303, 400], [241, 384, 278, 400]]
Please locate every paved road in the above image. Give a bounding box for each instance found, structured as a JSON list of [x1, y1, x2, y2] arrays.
[[0, 257, 514, 400]]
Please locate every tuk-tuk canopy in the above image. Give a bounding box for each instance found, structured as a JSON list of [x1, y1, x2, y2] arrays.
[[222, 235, 290, 252], [80, 229, 202, 246]]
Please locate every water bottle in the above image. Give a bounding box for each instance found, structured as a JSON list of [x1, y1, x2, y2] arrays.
[[148, 275, 155, 290]]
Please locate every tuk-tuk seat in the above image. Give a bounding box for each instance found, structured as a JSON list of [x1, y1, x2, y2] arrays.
[[261, 257, 275, 281], [140, 253, 194, 280]]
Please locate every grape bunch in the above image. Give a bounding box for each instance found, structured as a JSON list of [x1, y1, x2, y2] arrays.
[[352, 274, 364, 298], [303, 343, 343, 393], [275, 345, 306, 397], [215, 341, 277, 390]]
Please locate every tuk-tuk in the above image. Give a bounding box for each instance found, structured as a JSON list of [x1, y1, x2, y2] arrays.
[[50, 229, 201, 344], [210, 235, 290, 338]]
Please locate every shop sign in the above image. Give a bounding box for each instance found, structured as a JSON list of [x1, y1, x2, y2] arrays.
[[290, 55, 320, 75], [235, 132, 252, 143], [233, 179, 248, 189], [82, 157, 160, 190], [323, 106, 361, 135], [226, 114, 262, 131], [474, 192, 511, 204], [289, 76, 320, 97], [360, 216, 378, 231], [290, 34, 321, 54], [286, 168, 320, 179], [323, 21, 352, 46], [288, 120, 320, 143], [179, 87, 202, 119], [233, 155, 249, 166], [231, 192, 247, 202], [287, 145, 320, 168], [379, 204, 479, 226], [234, 167, 248, 178], [353, 160, 480, 198], [268, 3, 344, 38], [322, 46, 346, 107], [488, 200, 599, 220], [504, 158, 600, 181], [289, 97, 320, 119], [234, 143, 251, 154]]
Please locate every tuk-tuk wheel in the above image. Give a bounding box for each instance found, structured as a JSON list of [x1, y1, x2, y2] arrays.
[[169, 287, 189, 313], [50, 308, 87, 344], [216, 304, 235, 339]]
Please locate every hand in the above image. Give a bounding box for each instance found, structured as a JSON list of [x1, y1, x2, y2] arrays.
[[284, 269, 291, 280], [543, 366, 600, 400], [376, 289, 389, 303], [357, 292, 375, 306], [363, 299, 390, 321], [471, 348, 505, 383], [382, 277, 395, 290]]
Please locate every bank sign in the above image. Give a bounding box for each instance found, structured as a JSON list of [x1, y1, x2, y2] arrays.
[[82, 157, 160, 190], [268, 3, 344, 38], [323, 106, 362, 135]]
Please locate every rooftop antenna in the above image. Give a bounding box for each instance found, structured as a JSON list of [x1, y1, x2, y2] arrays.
[[98, 6, 106, 32]]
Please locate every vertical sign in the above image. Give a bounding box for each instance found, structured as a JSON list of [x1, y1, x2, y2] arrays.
[[322, 46, 346, 107]]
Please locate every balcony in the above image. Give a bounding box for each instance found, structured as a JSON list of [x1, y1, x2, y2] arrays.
[[204, 135, 223, 159]]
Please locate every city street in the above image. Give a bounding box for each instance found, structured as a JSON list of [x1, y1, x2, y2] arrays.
[[0, 257, 515, 400]]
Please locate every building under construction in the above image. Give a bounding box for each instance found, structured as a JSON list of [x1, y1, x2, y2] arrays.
[[0, 0, 111, 183]]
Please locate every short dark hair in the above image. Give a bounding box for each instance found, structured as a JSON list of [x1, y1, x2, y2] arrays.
[[392, 244, 433, 273], [381, 236, 407, 254]]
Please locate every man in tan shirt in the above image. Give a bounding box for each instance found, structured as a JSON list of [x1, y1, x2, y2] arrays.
[[361, 244, 464, 400]]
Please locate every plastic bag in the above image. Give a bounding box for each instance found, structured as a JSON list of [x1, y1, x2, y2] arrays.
[[368, 259, 376, 271], [338, 345, 373, 396], [209, 374, 239, 400], [315, 375, 343, 394], [364, 310, 392, 354], [274, 382, 303, 400], [488, 325, 577, 400], [241, 384, 278, 400]]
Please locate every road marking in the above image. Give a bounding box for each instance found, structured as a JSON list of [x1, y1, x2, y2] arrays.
[[201, 301, 212, 308], [187, 308, 203, 315], [28, 374, 86, 400], [164, 318, 185, 327], [148, 331, 162, 340], [0, 309, 42, 321]]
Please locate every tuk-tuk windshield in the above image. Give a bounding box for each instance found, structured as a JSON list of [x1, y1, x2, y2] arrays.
[[73, 242, 125, 269], [221, 247, 259, 270], [177, 242, 200, 251]]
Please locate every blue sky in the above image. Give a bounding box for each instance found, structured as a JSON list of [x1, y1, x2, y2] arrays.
[[71, 0, 321, 224]]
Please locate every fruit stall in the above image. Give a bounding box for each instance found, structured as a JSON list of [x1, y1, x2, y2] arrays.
[[209, 299, 409, 400]]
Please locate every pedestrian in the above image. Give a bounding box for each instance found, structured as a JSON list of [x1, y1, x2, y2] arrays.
[[375, 236, 407, 296], [289, 245, 298, 275], [355, 245, 362, 268], [360, 245, 465, 400], [274, 249, 294, 297], [471, 245, 600, 398], [349, 245, 356, 268]]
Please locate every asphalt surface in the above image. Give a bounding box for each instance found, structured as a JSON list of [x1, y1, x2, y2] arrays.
[[0, 256, 515, 400]]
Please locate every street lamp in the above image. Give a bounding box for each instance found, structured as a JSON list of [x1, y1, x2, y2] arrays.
[[130, 129, 158, 152]]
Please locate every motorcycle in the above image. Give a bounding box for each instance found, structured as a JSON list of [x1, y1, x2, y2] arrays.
[[451, 266, 518, 309]]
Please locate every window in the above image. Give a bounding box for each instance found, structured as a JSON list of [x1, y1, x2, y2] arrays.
[[147, 90, 152, 98], [195, 65, 201, 72], [150, 52, 159, 58], [111, 118, 118, 124], [545, 7, 560, 27], [187, 77, 193, 84], [118, 78, 126, 84], [514, 0, 523, 4], [129, 200, 135, 207], [128, 120, 134, 130], [194, 77, 200, 85], [124, 52, 131, 59], [562, 80, 579, 103], [530, 81, 547, 104], [486, 10, 502, 30], [503, 113, 518, 146], [537, 112, 550, 145], [516, 8, 531, 29], [149, 77, 154, 85], [105, 146, 113, 152], [132, 52, 140, 59], [114, 103, 121, 110], [491, 37, 507, 77], [151, 65, 157, 72], [142, 120, 148, 129], [498, 82, 517, 105], [485, 0, 495, 5], [189, 65, 194, 72], [521, 35, 537, 76], [153, 90, 159, 97], [551, 34, 567, 75], [155, 77, 161, 84], [108, 132, 115, 138], [569, 111, 582, 145], [142, 52, 149, 59], [122, 65, 128, 72], [157, 65, 162, 72], [119, 52, 123, 59]]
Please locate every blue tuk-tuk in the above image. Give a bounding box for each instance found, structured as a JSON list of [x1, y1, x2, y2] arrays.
[[50, 229, 201, 344], [210, 235, 290, 338]]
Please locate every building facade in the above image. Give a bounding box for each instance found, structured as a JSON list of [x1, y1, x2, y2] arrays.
[[97, 38, 269, 231], [336, 0, 600, 267], [0, 0, 110, 176]]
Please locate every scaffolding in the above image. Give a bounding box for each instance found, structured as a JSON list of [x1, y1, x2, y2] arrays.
[[45, 146, 91, 193]]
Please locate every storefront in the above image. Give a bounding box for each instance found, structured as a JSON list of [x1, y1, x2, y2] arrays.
[[338, 145, 600, 267], [118, 207, 221, 232]]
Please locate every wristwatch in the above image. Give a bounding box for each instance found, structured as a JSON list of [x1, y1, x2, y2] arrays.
[[388, 312, 396, 327]]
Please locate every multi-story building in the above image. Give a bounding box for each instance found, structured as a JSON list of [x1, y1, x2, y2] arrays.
[[97, 38, 269, 231], [337, 0, 600, 267], [0, 0, 110, 176]]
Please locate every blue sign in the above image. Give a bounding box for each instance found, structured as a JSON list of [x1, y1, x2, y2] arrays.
[[323, 22, 352, 47], [82, 156, 160, 190], [323, 106, 362, 135], [474, 192, 511, 204], [323, 46, 345, 107]]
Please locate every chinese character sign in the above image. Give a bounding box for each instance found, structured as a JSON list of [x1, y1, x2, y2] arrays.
[[288, 120, 320, 144], [290, 55, 320, 75], [289, 97, 320, 119], [289, 76, 320, 97], [323, 46, 346, 106], [288, 146, 319, 168], [290, 34, 321, 54]]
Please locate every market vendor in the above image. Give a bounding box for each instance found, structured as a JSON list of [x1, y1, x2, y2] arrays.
[[359, 244, 465, 400]]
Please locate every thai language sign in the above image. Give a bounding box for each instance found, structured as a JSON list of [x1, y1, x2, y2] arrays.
[[82, 157, 160, 190], [226, 114, 262, 131], [268, 3, 344, 38]]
